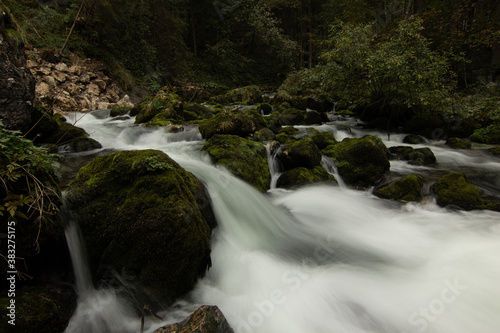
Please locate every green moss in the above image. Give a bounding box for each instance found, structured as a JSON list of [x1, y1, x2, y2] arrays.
[[135, 91, 183, 124], [198, 108, 267, 139], [277, 166, 337, 189], [280, 108, 306, 125], [145, 112, 173, 127], [489, 147, 500, 155], [389, 146, 436, 165], [446, 137, 472, 149], [324, 135, 390, 187], [254, 128, 275, 142], [373, 174, 424, 202], [110, 106, 132, 117], [311, 131, 337, 150], [433, 172, 485, 210], [66, 150, 216, 303], [277, 138, 322, 170], [202, 135, 271, 191], [470, 124, 500, 144]]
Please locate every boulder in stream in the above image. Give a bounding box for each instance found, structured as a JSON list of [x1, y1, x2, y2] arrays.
[[277, 166, 337, 189], [323, 135, 390, 188], [432, 172, 499, 211], [65, 150, 216, 304], [277, 137, 322, 170], [389, 146, 436, 166], [373, 174, 424, 202], [198, 108, 267, 139], [202, 134, 271, 192]]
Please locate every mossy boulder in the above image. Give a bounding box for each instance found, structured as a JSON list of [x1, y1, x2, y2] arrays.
[[280, 108, 306, 125], [253, 128, 275, 142], [65, 150, 216, 304], [202, 135, 270, 192], [446, 137, 472, 149], [135, 91, 183, 125], [373, 174, 424, 202], [277, 138, 322, 170], [489, 147, 500, 155], [324, 135, 390, 188], [432, 172, 486, 210], [184, 103, 214, 121], [110, 105, 132, 117], [311, 131, 337, 150], [277, 166, 337, 189], [304, 110, 323, 125], [469, 124, 500, 144], [389, 146, 436, 166], [214, 85, 263, 104], [198, 108, 267, 139], [403, 134, 426, 144], [0, 286, 76, 333]]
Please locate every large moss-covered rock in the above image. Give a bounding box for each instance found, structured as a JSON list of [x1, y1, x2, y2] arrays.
[[373, 174, 424, 202], [202, 135, 270, 192], [183, 103, 214, 121], [324, 135, 390, 187], [212, 85, 262, 105], [198, 108, 267, 139], [0, 286, 76, 333], [432, 172, 500, 211], [469, 124, 500, 144], [389, 146, 436, 166], [253, 127, 275, 142], [311, 131, 337, 150], [277, 166, 337, 189], [65, 150, 216, 303], [277, 137, 322, 170], [134, 91, 184, 125], [280, 108, 306, 125], [154, 305, 234, 333], [446, 137, 471, 149]]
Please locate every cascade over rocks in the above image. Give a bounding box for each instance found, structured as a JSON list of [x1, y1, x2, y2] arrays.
[[153, 305, 234, 333], [202, 134, 271, 192], [65, 150, 217, 304], [323, 135, 390, 188]]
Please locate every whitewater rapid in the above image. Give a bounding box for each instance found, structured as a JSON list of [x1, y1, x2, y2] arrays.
[[63, 110, 500, 333]]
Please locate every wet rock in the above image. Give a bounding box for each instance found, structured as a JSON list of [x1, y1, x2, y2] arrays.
[[134, 90, 183, 125], [311, 131, 337, 150], [324, 135, 390, 188], [202, 134, 271, 191], [199, 108, 267, 139], [253, 127, 276, 142], [280, 108, 306, 125], [66, 150, 217, 304], [469, 124, 500, 144], [389, 146, 436, 166], [373, 174, 424, 202], [277, 137, 322, 170], [403, 134, 426, 144], [446, 137, 471, 149], [277, 166, 337, 189], [432, 172, 488, 211], [153, 305, 234, 333], [214, 85, 263, 104]]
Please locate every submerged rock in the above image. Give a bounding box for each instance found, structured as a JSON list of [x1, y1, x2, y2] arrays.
[[373, 174, 424, 202], [198, 108, 267, 139], [66, 150, 216, 304], [153, 305, 234, 333], [323, 135, 390, 188], [277, 166, 337, 189], [202, 134, 270, 192]]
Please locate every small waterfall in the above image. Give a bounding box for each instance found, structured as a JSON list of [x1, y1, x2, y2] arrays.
[[321, 156, 347, 189], [63, 201, 140, 333], [266, 142, 282, 190]]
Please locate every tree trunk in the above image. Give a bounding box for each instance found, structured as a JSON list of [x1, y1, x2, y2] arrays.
[[60, 0, 86, 56], [307, 0, 313, 69], [191, 0, 197, 56]]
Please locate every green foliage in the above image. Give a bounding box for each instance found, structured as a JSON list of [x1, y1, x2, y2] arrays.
[[0, 120, 60, 225], [305, 18, 453, 117]]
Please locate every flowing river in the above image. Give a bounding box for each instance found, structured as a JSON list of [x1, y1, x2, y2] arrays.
[[61, 110, 500, 333]]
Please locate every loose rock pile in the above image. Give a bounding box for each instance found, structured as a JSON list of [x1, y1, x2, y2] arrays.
[[26, 49, 133, 113]]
